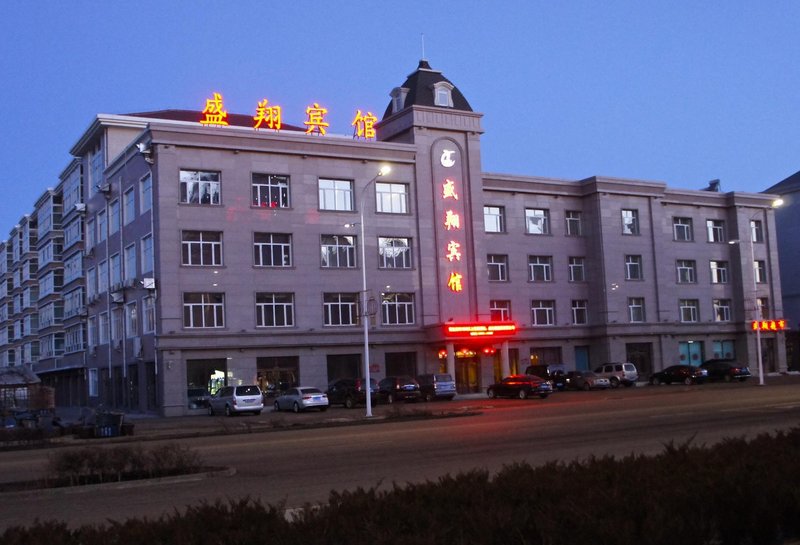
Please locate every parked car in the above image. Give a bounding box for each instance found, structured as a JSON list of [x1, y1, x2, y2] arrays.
[[417, 373, 457, 401], [700, 359, 752, 382], [273, 387, 329, 413], [593, 362, 639, 388], [187, 387, 211, 409], [563, 370, 611, 391], [326, 377, 378, 408], [207, 385, 264, 416], [486, 375, 553, 399], [524, 364, 567, 391], [649, 365, 708, 385], [377, 376, 421, 404]]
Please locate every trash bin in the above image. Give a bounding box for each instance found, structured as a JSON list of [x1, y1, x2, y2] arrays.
[[94, 412, 123, 438]]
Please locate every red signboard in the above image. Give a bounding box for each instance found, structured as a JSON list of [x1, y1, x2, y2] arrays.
[[751, 319, 787, 331], [444, 322, 517, 338]]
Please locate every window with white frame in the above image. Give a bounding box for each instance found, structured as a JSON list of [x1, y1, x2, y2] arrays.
[[318, 179, 353, 211], [86, 218, 96, 249], [87, 316, 97, 347], [62, 166, 81, 212], [490, 300, 511, 321], [679, 299, 699, 322], [39, 303, 55, 329], [323, 293, 359, 326], [90, 142, 104, 192], [433, 81, 454, 107], [750, 220, 764, 243], [565, 210, 583, 236], [123, 187, 135, 225], [64, 288, 83, 319], [321, 235, 356, 268], [64, 218, 82, 249], [38, 205, 53, 237], [254, 233, 292, 267], [97, 210, 107, 242], [111, 307, 123, 341], [125, 302, 138, 338], [710, 260, 729, 284], [528, 255, 553, 282], [713, 299, 731, 322], [628, 297, 645, 322], [65, 325, 84, 353], [754, 260, 767, 283], [676, 260, 696, 283], [256, 293, 294, 327], [572, 300, 588, 325], [379, 237, 411, 269], [143, 296, 155, 333], [568, 256, 585, 282], [64, 253, 82, 284], [673, 217, 694, 241], [757, 297, 769, 318], [622, 209, 640, 235], [487, 254, 508, 281], [625, 255, 643, 280], [531, 300, 556, 326], [98, 312, 109, 344], [140, 173, 152, 213], [86, 267, 96, 299], [706, 219, 726, 242], [376, 182, 408, 214], [88, 368, 98, 397], [124, 243, 137, 281], [181, 231, 223, 266], [109, 199, 120, 235], [252, 173, 290, 208], [180, 170, 221, 205], [110, 253, 121, 287], [183, 293, 225, 328], [525, 208, 550, 235], [483, 206, 505, 233], [141, 234, 154, 273], [381, 293, 415, 325]]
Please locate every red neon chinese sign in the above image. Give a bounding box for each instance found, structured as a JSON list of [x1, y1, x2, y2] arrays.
[[751, 319, 787, 331], [444, 322, 518, 338]]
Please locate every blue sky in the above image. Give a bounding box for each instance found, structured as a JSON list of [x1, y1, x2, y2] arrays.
[[2, 1, 799, 231]]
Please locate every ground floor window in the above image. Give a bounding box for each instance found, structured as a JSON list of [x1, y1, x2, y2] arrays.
[[385, 351, 417, 377], [257, 356, 299, 397], [326, 354, 361, 383], [186, 358, 227, 398]]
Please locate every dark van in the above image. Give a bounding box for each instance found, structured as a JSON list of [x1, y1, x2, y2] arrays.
[[417, 373, 457, 401]]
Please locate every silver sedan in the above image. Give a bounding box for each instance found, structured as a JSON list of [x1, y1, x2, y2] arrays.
[[564, 371, 612, 391], [273, 387, 330, 413]]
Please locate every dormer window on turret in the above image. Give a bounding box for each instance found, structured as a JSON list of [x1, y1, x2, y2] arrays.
[[390, 87, 410, 114], [433, 81, 454, 107]]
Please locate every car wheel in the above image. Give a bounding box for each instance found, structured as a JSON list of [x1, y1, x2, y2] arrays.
[[273, 401, 280, 412], [651, 377, 661, 385], [487, 388, 496, 399], [623, 382, 634, 387], [225, 405, 232, 417], [387, 394, 395, 404], [724, 374, 732, 383], [518, 389, 529, 400], [292, 402, 300, 413], [683, 377, 693, 386], [582, 382, 591, 391], [344, 396, 355, 409], [207, 405, 214, 416], [610, 377, 620, 388], [539, 393, 549, 399], [425, 393, 434, 402]]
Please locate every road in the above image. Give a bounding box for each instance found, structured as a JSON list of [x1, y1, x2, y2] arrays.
[[1, 380, 799, 530]]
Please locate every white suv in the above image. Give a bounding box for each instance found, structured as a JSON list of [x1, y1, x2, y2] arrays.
[[593, 363, 639, 388]]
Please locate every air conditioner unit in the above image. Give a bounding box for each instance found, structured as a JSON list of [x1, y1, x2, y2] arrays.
[[74, 203, 86, 213], [96, 183, 111, 194], [141, 277, 156, 290], [110, 291, 124, 304]]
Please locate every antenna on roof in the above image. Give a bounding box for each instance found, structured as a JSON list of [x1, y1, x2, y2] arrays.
[[421, 33, 426, 60]]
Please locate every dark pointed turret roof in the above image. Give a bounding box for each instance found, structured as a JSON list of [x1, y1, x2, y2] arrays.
[[382, 60, 472, 119]]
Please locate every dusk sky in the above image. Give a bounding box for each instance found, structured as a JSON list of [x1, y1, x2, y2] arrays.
[[2, 1, 799, 231]]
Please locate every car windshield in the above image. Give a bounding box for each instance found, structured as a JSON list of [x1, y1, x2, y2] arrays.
[[435, 374, 453, 381]]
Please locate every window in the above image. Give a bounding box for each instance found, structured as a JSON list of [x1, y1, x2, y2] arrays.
[[141, 234, 154, 273], [382, 293, 415, 325], [376, 183, 408, 214], [706, 219, 726, 242], [252, 173, 290, 208], [433, 81, 454, 107], [710, 261, 729, 284], [487, 254, 508, 282], [143, 296, 155, 333], [140, 173, 152, 213], [379, 237, 411, 269], [318, 179, 353, 211], [86, 218, 96, 249], [112, 307, 124, 340], [256, 293, 294, 327], [525, 208, 550, 235], [98, 312, 108, 344], [64, 218, 82, 249], [750, 220, 764, 243], [754, 260, 767, 284], [180, 170, 221, 205], [123, 188, 135, 225], [254, 233, 292, 267], [490, 300, 511, 321], [622, 209, 639, 235], [124, 244, 137, 281], [531, 300, 555, 326], [625, 255, 643, 280], [565, 210, 583, 236], [673, 217, 693, 241], [572, 300, 588, 325], [676, 260, 696, 283], [110, 253, 122, 287], [568, 257, 585, 282], [713, 299, 731, 322], [181, 231, 223, 266], [86, 267, 96, 299], [757, 297, 769, 318], [679, 299, 699, 323], [321, 235, 356, 268], [125, 302, 138, 338], [88, 369, 98, 397], [484, 206, 505, 233], [98, 260, 108, 293], [528, 255, 553, 282], [109, 200, 120, 235], [97, 210, 107, 242], [64, 253, 82, 284], [323, 293, 359, 326], [628, 297, 645, 322], [183, 293, 225, 328]]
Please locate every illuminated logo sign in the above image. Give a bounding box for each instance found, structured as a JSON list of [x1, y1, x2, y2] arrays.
[[440, 149, 456, 167], [751, 319, 788, 331], [200, 93, 229, 126], [444, 322, 517, 338], [253, 98, 282, 130], [352, 110, 378, 139]]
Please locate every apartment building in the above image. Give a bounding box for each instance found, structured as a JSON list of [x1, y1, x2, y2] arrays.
[[0, 60, 786, 415]]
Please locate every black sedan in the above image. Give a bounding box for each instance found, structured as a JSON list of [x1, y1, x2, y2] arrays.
[[700, 359, 752, 382], [486, 375, 553, 399], [649, 365, 708, 385]]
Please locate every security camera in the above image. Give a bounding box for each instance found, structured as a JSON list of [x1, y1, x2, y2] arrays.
[[136, 143, 149, 154]]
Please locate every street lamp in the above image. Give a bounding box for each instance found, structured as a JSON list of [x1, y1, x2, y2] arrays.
[[347, 165, 391, 417]]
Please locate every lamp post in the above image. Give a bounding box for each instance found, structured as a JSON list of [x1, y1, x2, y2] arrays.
[[350, 165, 391, 417]]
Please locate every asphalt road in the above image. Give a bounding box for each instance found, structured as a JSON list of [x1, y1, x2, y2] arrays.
[[2, 379, 800, 530]]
